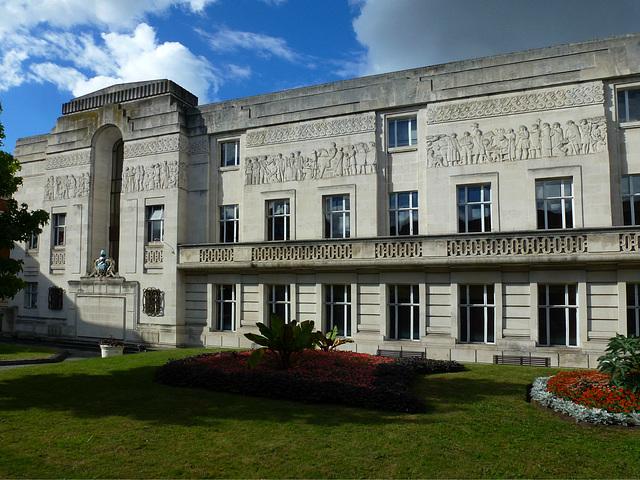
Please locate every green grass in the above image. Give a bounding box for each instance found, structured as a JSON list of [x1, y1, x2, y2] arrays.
[[1, 349, 639, 478], [0, 344, 59, 361]]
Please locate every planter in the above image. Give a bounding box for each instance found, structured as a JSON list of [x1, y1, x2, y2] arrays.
[[100, 345, 124, 357]]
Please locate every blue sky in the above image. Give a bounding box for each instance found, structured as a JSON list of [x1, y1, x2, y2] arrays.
[[1, 0, 639, 153]]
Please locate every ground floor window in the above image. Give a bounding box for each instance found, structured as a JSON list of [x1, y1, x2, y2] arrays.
[[627, 283, 640, 336], [538, 284, 577, 346], [459, 285, 495, 343], [215, 285, 236, 331], [266, 284, 291, 323], [324, 284, 351, 336], [388, 285, 419, 340], [24, 282, 38, 308]]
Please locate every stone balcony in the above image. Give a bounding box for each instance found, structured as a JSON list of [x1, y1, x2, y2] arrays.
[[177, 227, 640, 272]]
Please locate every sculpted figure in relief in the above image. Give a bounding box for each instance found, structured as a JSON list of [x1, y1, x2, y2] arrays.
[[44, 173, 91, 200], [122, 159, 185, 192]]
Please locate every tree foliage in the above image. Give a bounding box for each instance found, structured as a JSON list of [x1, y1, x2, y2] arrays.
[[0, 101, 49, 299]]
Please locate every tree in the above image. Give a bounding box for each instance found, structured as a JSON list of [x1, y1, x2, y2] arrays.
[[0, 101, 49, 300]]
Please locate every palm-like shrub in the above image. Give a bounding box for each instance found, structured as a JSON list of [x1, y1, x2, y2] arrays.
[[597, 334, 640, 393], [314, 326, 354, 352]]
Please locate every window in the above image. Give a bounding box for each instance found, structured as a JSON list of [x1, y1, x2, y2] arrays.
[[536, 179, 573, 229], [617, 89, 640, 123], [266, 285, 291, 323], [219, 205, 239, 243], [52, 213, 66, 246], [388, 117, 417, 148], [48, 286, 64, 310], [27, 233, 38, 250], [388, 285, 419, 340], [220, 140, 240, 167], [459, 285, 495, 343], [538, 284, 577, 347], [622, 175, 640, 225], [215, 285, 236, 331], [24, 282, 38, 308], [389, 192, 418, 236], [458, 185, 491, 233], [146, 205, 164, 243], [627, 284, 640, 336], [325, 285, 351, 336], [324, 195, 350, 239], [142, 288, 164, 316], [267, 199, 290, 241]]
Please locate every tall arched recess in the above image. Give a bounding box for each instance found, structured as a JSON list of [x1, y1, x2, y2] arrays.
[[90, 125, 123, 270]]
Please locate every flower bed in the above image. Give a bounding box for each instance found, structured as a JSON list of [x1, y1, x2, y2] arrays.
[[155, 350, 464, 413], [530, 370, 640, 426]]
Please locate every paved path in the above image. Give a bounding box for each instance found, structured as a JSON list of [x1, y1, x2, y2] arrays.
[[0, 340, 101, 370]]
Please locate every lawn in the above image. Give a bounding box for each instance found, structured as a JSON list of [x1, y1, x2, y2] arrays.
[[0, 344, 59, 361], [1, 349, 639, 479]]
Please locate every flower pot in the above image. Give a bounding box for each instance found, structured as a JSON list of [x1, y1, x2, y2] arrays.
[[100, 345, 124, 357]]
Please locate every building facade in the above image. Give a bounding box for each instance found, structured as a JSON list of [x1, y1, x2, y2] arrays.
[[5, 34, 640, 367]]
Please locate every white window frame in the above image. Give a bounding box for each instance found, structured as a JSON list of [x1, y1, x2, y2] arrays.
[[27, 233, 39, 251], [146, 205, 164, 243], [24, 282, 38, 309], [215, 284, 236, 331], [266, 199, 290, 241], [324, 284, 351, 336], [388, 116, 418, 149], [627, 283, 640, 336], [219, 205, 239, 243], [538, 284, 578, 347], [617, 88, 640, 124], [622, 175, 640, 225], [389, 191, 418, 236], [536, 178, 574, 229], [459, 285, 495, 344], [220, 139, 240, 168], [388, 284, 420, 340], [457, 184, 491, 233], [52, 213, 66, 247], [324, 195, 350, 239], [266, 284, 292, 324]]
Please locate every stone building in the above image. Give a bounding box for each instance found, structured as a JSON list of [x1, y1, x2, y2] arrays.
[[4, 33, 640, 367]]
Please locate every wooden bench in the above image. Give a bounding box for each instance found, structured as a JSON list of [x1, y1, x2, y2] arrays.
[[376, 349, 425, 359], [493, 355, 551, 367]]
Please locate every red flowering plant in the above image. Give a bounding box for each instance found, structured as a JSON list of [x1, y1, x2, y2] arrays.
[[546, 370, 640, 414]]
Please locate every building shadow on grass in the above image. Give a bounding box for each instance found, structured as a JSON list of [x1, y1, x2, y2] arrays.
[[0, 363, 529, 427]]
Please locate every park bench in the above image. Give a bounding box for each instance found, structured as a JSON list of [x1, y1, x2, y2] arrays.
[[376, 348, 425, 359], [493, 354, 551, 367]]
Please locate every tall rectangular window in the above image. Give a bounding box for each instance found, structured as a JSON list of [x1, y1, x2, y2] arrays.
[[536, 179, 573, 229], [146, 205, 164, 243], [538, 284, 578, 347], [267, 199, 290, 241], [24, 282, 38, 308], [324, 195, 350, 239], [219, 205, 239, 243], [27, 233, 39, 251], [458, 185, 491, 233], [220, 140, 240, 167], [267, 284, 291, 323], [459, 285, 495, 343], [388, 285, 419, 340], [215, 284, 236, 331], [617, 89, 640, 123], [622, 175, 640, 225], [627, 284, 640, 336], [388, 117, 417, 148], [389, 192, 418, 236], [52, 213, 66, 246], [324, 285, 351, 336]]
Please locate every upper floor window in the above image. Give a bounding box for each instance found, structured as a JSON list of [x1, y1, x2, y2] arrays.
[[458, 185, 491, 233], [220, 140, 240, 167], [538, 284, 577, 347], [388, 117, 417, 148], [324, 195, 350, 239], [622, 175, 640, 225], [617, 89, 640, 123], [24, 282, 38, 309], [459, 285, 495, 344], [219, 205, 239, 243], [267, 199, 290, 241], [27, 233, 39, 251], [324, 284, 351, 336], [146, 205, 164, 243], [52, 213, 66, 247], [389, 192, 418, 236], [536, 179, 573, 229], [215, 284, 236, 331]]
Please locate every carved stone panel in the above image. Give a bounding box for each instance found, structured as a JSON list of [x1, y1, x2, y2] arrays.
[[122, 160, 187, 192], [44, 172, 91, 200], [45, 150, 92, 170]]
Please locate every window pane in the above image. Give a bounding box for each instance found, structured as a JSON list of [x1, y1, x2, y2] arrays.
[[618, 91, 628, 121], [629, 89, 640, 122]]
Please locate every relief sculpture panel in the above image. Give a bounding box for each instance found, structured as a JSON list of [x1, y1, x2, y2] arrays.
[[244, 141, 377, 186], [44, 173, 91, 200], [122, 160, 187, 192], [426, 116, 606, 168]]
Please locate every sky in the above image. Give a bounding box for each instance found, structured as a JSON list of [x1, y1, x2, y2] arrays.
[[0, 0, 639, 153]]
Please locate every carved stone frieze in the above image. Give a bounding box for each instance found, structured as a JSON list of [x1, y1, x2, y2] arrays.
[[252, 244, 353, 262], [188, 137, 209, 155], [45, 150, 91, 170], [44, 172, 90, 200], [122, 160, 187, 192], [426, 82, 604, 124], [245, 141, 377, 185], [426, 116, 607, 168], [123, 135, 187, 159], [246, 112, 376, 147]]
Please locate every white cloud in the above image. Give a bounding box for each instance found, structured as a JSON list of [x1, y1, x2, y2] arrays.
[[202, 27, 298, 62]]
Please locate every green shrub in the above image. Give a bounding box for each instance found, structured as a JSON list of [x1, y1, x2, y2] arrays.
[[597, 334, 640, 393], [314, 325, 354, 351]]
